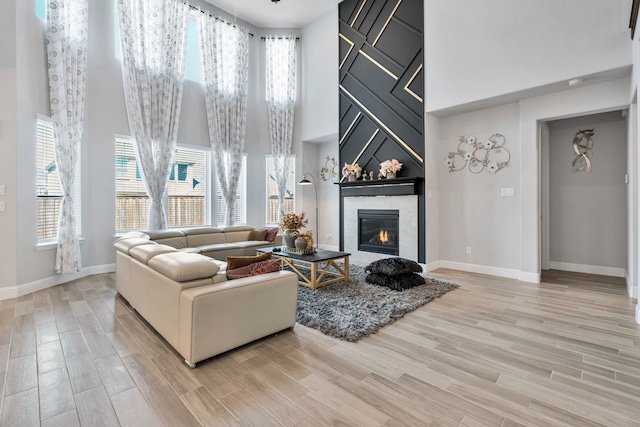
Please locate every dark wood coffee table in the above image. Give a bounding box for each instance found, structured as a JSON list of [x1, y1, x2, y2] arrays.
[[256, 247, 351, 290]]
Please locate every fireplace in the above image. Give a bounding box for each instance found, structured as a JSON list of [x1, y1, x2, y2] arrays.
[[358, 209, 399, 255]]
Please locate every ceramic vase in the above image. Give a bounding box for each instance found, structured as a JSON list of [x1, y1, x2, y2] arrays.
[[283, 230, 297, 249], [348, 174, 356, 182], [386, 171, 396, 179], [294, 237, 308, 252]]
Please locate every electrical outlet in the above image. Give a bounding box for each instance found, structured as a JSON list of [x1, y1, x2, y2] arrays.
[[466, 246, 472, 255], [0, 201, 5, 212], [326, 233, 332, 241]]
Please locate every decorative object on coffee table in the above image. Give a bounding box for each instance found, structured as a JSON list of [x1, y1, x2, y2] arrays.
[[280, 212, 308, 249], [296, 263, 458, 341], [282, 230, 295, 249], [294, 236, 307, 251]]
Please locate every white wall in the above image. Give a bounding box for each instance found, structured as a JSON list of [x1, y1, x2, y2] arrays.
[[0, 0, 18, 292], [425, 0, 632, 113], [547, 112, 627, 276], [301, 7, 338, 142], [316, 142, 340, 249], [424, 113, 440, 266], [436, 103, 522, 278]]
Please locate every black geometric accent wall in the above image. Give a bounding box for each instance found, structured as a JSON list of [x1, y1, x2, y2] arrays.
[[338, 0, 424, 261]]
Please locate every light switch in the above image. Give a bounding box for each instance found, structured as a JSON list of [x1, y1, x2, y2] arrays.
[[501, 188, 515, 197], [0, 185, 4, 195]]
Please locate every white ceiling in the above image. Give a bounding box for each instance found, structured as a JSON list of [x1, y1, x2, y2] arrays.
[[203, 0, 341, 28]]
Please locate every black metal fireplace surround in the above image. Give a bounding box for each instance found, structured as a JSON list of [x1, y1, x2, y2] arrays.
[[358, 209, 399, 255]]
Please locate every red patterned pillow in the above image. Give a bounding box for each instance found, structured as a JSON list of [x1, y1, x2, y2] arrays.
[[261, 227, 279, 242], [226, 259, 281, 280]]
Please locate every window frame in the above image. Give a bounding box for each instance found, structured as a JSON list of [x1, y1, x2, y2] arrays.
[[36, 114, 82, 244], [215, 154, 247, 226], [115, 137, 211, 233], [265, 155, 296, 226]]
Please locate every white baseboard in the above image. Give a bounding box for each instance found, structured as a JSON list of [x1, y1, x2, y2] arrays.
[[625, 271, 638, 299], [549, 261, 625, 278], [0, 264, 115, 301], [318, 244, 339, 252], [636, 304, 640, 324], [519, 271, 541, 284], [428, 260, 536, 281]]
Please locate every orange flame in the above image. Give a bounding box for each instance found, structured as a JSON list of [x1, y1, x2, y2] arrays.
[[379, 230, 388, 243]]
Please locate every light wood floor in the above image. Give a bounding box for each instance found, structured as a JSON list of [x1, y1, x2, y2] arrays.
[[1, 269, 639, 426]]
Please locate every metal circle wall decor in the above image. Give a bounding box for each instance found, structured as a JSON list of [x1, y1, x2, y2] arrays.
[[319, 156, 338, 182], [444, 133, 510, 174], [571, 128, 594, 173]]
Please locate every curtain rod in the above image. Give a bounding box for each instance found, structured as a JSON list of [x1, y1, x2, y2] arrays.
[[260, 37, 300, 41], [188, 5, 254, 37]]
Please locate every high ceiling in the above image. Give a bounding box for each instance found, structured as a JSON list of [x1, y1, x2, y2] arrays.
[[203, 0, 341, 28]]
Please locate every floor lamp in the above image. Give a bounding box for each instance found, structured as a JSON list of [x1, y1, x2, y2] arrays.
[[298, 173, 318, 249]]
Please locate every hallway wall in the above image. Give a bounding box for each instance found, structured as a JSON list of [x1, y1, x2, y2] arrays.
[[547, 112, 628, 276]]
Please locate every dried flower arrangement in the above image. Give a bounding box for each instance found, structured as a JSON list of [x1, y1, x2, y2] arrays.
[[280, 212, 308, 232], [379, 159, 402, 177], [342, 162, 362, 178]]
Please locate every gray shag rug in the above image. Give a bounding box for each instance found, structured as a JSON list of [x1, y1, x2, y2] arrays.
[[295, 264, 458, 342]]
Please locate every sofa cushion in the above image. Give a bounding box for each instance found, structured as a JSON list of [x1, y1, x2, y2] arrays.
[[217, 225, 255, 233], [226, 252, 271, 270], [179, 247, 202, 254], [148, 252, 220, 282], [143, 230, 188, 249], [364, 257, 423, 276], [248, 229, 267, 241], [114, 238, 156, 255], [230, 241, 274, 249], [183, 227, 226, 247], [116, 231, 150, 241], [130, 244, 177, 264], [198, 243, 241, 255], [261, 227, 279, 242], [224, 230, 252, 243], [226, 259, 281, 280]]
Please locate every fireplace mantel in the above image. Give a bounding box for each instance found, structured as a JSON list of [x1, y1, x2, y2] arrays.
[[338, 177, 421, 197]]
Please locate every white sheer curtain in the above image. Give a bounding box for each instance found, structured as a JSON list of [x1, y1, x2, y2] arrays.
[[198, 12, 250, 225], [46, 0, 88, 274], [265, 36, 297, 222], [117, 0, 189, 229]]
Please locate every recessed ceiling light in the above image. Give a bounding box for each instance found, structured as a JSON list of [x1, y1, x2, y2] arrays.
[[568, 78, 584, 86]]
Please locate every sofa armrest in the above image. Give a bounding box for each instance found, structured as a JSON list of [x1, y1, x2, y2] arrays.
[[178, 271, 298, 366]]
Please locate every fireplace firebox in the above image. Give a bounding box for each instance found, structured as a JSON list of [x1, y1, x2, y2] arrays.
[[358, 209, 399, 255]]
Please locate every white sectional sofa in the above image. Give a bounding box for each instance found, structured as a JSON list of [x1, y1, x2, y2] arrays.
[[114, 226, 298, 367], [140, 225, 282, 258]]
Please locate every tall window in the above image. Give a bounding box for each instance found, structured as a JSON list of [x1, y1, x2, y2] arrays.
[[266, 155, 295, 225], [37, 117, 81, 240], [36, 0, 46, 20], [115, 138, 208, 231], [114, 12, 202, 84], [216, 155, 247, 225]]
